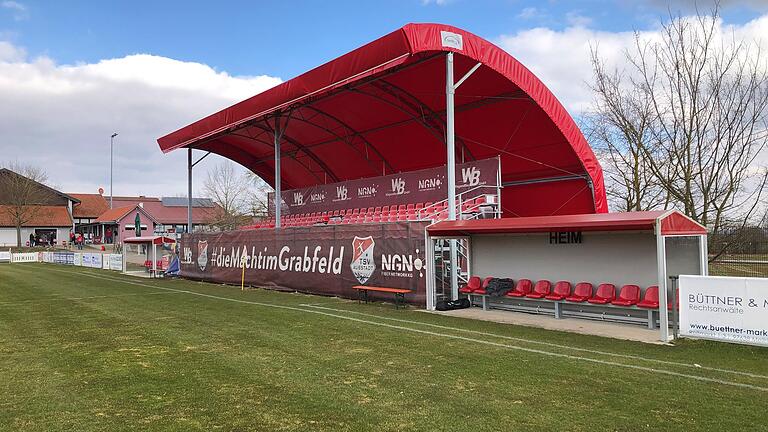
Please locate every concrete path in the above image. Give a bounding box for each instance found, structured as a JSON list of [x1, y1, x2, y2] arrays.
[[432, 307, 665, 344]]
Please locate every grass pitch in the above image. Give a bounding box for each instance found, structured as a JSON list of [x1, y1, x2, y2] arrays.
[[1, 264, 767, 431]]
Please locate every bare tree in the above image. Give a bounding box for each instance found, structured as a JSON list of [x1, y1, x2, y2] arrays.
[[590, 5, 768, 232], [0, 163, 52, 247], [202, 161, 252, 231], [245, 171, 272, 219], [586, 53, 669, 211]]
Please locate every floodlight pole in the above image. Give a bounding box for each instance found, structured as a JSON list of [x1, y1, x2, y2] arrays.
[[110, 132, 118, 209], [274, 115, 282, 229]]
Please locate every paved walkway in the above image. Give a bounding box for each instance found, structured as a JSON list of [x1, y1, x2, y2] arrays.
[[432, 307, 666, 344]]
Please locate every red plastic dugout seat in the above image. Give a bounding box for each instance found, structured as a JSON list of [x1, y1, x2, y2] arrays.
[[459, 276, 481, 294], [587, 283, 616, 304], [506, 279, 532, 297], [473, 277, 494, 294], [636, 286, 659, 309], [565, 282, 593, 302], [545, 281, 572, 301], [611, 284, 641, 306], [525, 280, 551, 299]]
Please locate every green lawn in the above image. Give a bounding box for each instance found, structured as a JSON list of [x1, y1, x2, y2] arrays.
[[1, 264, 767, 431]]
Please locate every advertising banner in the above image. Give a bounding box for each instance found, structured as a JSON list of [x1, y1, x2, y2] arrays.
[[81, 253, 103, 269], [73, 253, 82, 266], [0, 250, 10, 262], [109, 254, 123, 271], [271, 158, 499, 215], [679, 275, 768, 346], [180, 222, 429, 305], [11, 252, 38, 263], [53, 252, 74, 265]]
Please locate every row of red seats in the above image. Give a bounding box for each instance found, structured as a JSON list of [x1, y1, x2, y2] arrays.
[[460, 277, 666, 309], [143, 260, 165, 271], [245, 196, 489, 229]]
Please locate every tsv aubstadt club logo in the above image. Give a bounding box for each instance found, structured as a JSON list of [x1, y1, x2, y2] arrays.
[[350, 236, 375, 284], [197, 240, 209, 271]]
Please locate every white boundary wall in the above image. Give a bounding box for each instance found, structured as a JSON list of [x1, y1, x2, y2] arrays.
[[8, 250, 123, 272], [680, 275, 768, 347]]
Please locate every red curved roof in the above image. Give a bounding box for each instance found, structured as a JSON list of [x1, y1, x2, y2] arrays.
[[158, 23, 607, 217]]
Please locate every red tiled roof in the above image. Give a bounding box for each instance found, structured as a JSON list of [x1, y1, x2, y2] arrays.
[[94, 206, 134, 223], [94, 205, 159, 224], [70, 193, 109, 218], [112, 198, 215, 225], [0, 205, 72, 227]]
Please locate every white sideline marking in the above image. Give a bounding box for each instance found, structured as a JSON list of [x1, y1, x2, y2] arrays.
[[0, 291, 181, 307], [41, 268, 768, 392], [298, 304, 768, 381]]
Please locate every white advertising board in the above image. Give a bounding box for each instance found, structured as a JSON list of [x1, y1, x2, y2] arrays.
[[73, 253, 82, 266], [679, 275, 768, 346], [0, 250, 10, 262], [11, 252, 38, 263], [109, 254, 123, 271]]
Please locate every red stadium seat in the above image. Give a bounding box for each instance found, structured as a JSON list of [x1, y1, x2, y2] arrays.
[[406, 203, 415, 211], [415, 203, 424, 210], [587, 283, 616, 304], [565, 282, 593, 302], [459, 276, 481, 294], [398, 205, 406, 212], [611, 284, 641, 306], [545, 281, 572, 301], [506, 279, 533, 297], [474, 277, 494, 294], [526, 280, 551, 299], [352, 208, 360, 215], [637, 286, 659, 309]]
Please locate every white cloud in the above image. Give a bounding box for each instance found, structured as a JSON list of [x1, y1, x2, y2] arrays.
[[1, 1, 28, 21], [517, 7, 542, 20], [421, 0, 450, 5], [0, 44, 281, 196], [565, 11, 593, 28], [495, 13, 768, 114]]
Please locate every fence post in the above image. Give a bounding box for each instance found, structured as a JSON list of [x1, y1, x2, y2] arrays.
[[669, 276, 679, 339]]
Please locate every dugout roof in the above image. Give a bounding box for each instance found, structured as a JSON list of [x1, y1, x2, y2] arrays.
[[426, 210, 707, 236], [157, 23, 608, 217]]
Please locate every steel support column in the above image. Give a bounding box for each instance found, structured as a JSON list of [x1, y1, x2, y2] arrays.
[[656, 224, 670, 342], [274, 115, 282, 229], [187, 148, 192, 233], [446, 53, 459, 300]]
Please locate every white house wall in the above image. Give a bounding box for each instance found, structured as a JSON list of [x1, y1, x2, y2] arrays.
[[0, 227, 71, 247], [470, 231, 660, 289]]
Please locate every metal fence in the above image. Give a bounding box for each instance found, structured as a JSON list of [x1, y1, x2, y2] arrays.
[[708, 226, 768, 277]]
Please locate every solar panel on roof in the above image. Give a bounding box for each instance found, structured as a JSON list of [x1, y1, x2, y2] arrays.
[[161, 197, 214, 207]]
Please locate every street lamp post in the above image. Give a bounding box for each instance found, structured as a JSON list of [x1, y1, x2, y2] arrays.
[[110, 132, 118, 209]]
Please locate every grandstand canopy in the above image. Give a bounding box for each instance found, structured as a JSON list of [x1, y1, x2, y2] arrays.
[[158, 23, 607, 217]]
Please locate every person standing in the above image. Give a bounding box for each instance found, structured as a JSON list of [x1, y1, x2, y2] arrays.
[[105, 227, 112, 244], [29, 232, 35, 247]]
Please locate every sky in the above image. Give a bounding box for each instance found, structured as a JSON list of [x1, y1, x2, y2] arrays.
[[0, 0, 767, 197]]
